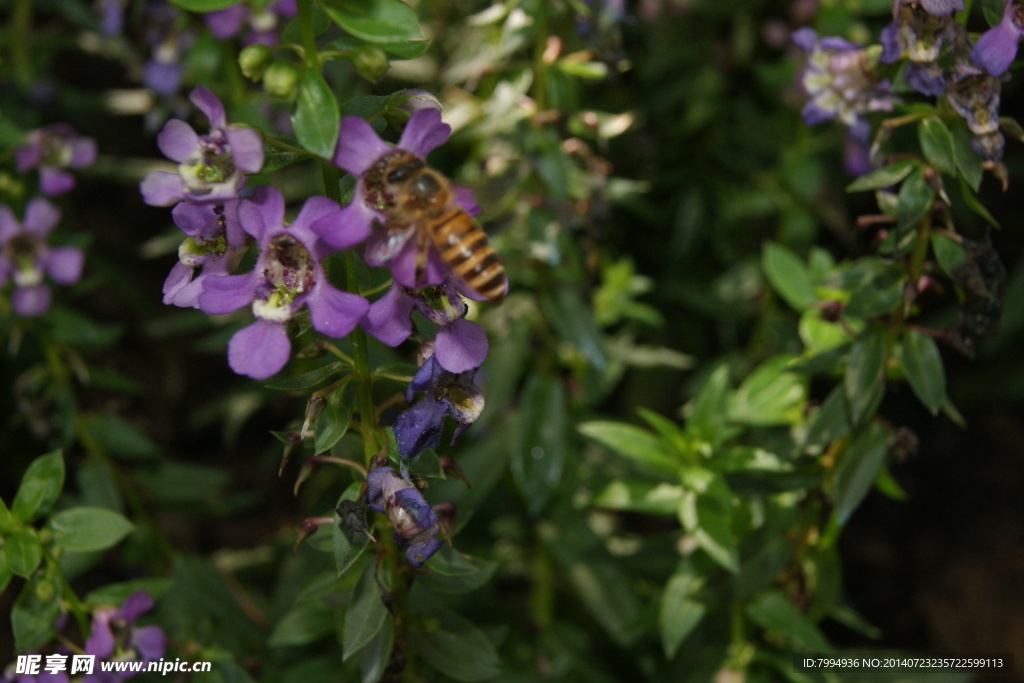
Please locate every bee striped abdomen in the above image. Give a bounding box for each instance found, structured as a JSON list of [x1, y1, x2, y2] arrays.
[[431, 208, 507, 300]]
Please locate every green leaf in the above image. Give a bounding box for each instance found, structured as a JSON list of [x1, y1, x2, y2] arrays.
[[845, 159, 916, 192], [746, 589, 830, 650], [896, 167, 936, 228], [511, 374, 568, 516], [541, 288, 607, 370], [333, 483, 369, 577], [728, 355, 807, 426], [762, 242, 818, 311], [833, 421, 889, 524], [12, 450, 65, 523], [952, 119, 983, 191], [897, 330, 946, 415], [323, 0, 423, 44], [261, 134, 307, 174], [168, 0, 239, 11], [659, 560, 707, 657], [265, 362, 345, 391], [844, 261, 905, 319], [578, 421, 678, 475], [134, 461, 229, 506], [408, 611, 501, 682], [3, 527, 43, 578], [85, 579, 172, 606], [958, 176, 1000, 227], [359, 614, 394, 683], [292, 70, 340, 160], [13, 570, 61, 652], [591, 480, 683, 515], [46, 307, 121, 349], [315, 382, 354, 453], [49, 507, 134, 552], [679, 473, 739, 573], [419, 546, 498, 594], [686, 365, 734, 447], [804, 386, 852, 450], [844, 328, 886, 426], [269, 598, 335, 647], [918, 117, 956, 176], [81, 413, 160, 460], [931, 232, 966, 277]]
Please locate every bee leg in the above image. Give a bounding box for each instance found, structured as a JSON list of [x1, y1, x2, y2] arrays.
[[414, 229, 430, 289]]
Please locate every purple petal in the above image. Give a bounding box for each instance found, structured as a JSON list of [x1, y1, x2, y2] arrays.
[[879, 22, 901, 63], [819, 35, 858, 51], [228, 318, 291, 379], [305, 283, 369, 338], [971, 17, 1021, 77], [226, 127, 264, 174], [46, 247, 84, 284], [15, 139, 41, 171], [378, 235, 447, 289], [190, 86, 227, 131], [23, 198, 60, 236], [333, 116, 390, 175], [84, 611, 116, 658], [394, 488, 437, 529], [171, 201, 214, 236], [791, 27, 817, 51], [920, 0, 963, 14], [163, 261, 194, 305], [70, 138, 98, 167], [157, 119, 200, 163], [405, 534, 443, 568], [906, 62, 946, 96], [394, 397, 448, 456], [451, 184, 480, 216], [361, 282, 415, 346], [289, 195, 342, 252], [434, 318, 488, 373], [238, 186, 284, 242], [144, 61, 182, 97], [0, 205, 18, 241], [307, 203, 371, 258], [397, 109, 451, 157], [800, 101, 834, 126], [132, 624, 166, 660], [222, 198, 246, 247], [204, 5, 245, 38], [140, 171, 186, 206], [39, 167, 75, 196], [198, 272, 258, 314], [12, 285, 51, 317], [365, 466, 396, 513], [408, 355, 441, 395], [117, 591, 155, 621]]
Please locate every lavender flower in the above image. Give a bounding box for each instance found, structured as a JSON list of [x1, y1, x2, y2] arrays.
[[163, 200, 249, 308], [879, 0, 965, 95], [317, 109, 477, 291], [0, 199, 83, 317], [971, 0, 1024, 77], [140, 87, 263, 206], [83, 591, 164, 682], [946, 63, 1005, 159], [792, 28, 894, 128], [205, 0, 297, 46], [197, 186, 369, 379], [393, 341, 485, 457], [141, 1, 192, 97], [15, 125, 97, 196], [365, 464, 444, 567]]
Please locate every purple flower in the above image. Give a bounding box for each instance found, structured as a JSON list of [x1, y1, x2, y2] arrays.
[[205, 0, 297, 46], [15, 125, 97, 196], [879, 0, 966, 94], [365, 465, 444, 567], [793, 28, 895, 128], [140, 87, 264, 207], [0, 199, 83, 317], [141, 1, 192, 97], [971, 0, 1024, 77], [393, 343, 485, 457], [163, 200, 249, 308], [197, 186, 369, 379], [317, 108, 476, 291], [362, 280, 488, 372], [83, 591, 164, 682], [946, 63, 1005, 159]]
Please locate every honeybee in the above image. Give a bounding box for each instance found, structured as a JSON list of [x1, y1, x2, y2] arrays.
[[364, 150, 507, 300]]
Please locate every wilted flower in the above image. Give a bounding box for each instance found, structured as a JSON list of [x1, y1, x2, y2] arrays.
[[141, 1, 193, 97], [197, 186, 369, 379], [163, 200, 249, 308], [393, 342, 485, 457], [140, 87, 263, 206], [0, 199, 83, 317], [83, 591, 164, 681], [204, 0, 297, 46], [365, 464, 444, 567], [15, 124, 97, 196], [317, 108, 478, 291], [879, 0, 965, 95], [971, 0, 1024, 77], [792, 28, 894, 128], [946, 63, 1005, 159]]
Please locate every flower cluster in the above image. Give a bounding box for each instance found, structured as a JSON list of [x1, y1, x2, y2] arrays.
[[880, 0, 966, 96], [15, 125, 97, 197]]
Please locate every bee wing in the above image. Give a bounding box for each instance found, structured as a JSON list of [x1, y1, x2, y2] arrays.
[[365, 221, 417, 265]]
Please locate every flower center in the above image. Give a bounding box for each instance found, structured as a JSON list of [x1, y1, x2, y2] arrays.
[[40, 133, 73, 168], [5, 233, 43, 286], [181, 130, 236, 194], [251, 233, 316, 321]]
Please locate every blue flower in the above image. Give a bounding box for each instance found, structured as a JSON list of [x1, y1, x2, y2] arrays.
[[971, 0, 1024, 77], [365, 465, 444, 567]]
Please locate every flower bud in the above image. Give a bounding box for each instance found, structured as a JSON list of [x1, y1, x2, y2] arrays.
[[263, 61, 300, 101], [239, 44, 272, 81], [353, 46, 389, 83]]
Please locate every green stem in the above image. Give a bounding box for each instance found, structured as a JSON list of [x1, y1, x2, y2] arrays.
[[296, 0, 321, 70], [11, 0, 32, 86]]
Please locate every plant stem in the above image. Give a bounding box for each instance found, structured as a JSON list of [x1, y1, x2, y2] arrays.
[[296, 0, 321, 70]]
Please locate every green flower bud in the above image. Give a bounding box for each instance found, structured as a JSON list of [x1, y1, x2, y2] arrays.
[[239, 44, 272, 81], [263, 61, 301, 101], [353, 46, 389, 83]]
